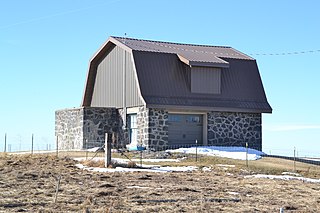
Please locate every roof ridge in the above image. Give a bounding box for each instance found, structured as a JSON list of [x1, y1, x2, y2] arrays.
[[111, 36, 231, 49]]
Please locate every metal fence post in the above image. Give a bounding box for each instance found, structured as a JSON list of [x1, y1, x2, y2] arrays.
[[140, 150, 143, 167], [293, 147, 296, 172], [31, 134, 34, 155], [246, 142, 248, 168], [195, 140, 198, 162], [85, 139, 88, 160], [4, 133, 7, 153]]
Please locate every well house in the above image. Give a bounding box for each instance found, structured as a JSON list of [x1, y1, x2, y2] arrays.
[[55, 36, 272, 151]]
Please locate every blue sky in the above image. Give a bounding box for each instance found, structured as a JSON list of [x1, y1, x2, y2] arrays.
[[1, 0, 319, 156]]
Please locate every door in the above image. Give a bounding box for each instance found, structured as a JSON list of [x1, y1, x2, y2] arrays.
[[168, 114, 203, 147]]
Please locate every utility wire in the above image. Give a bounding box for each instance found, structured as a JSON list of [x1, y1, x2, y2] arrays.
[[0, 0, 122, 30], [249, 49, 320, 56]]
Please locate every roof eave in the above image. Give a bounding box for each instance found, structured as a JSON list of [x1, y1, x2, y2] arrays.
[[189, 61, 230, 68], [146, 103, 272, 114]]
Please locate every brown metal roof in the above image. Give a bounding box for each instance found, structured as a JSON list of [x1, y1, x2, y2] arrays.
[[132, 51, 272, 113], [82, 36, 272, 113], [111, 36, 253, 68], [112, 36, 253, 60]]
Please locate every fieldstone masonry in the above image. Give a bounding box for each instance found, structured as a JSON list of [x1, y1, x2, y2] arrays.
[[55, 108, 83, 150], [137, 107, 169, 150], [56, 107, 262, 151], [55, 107, 122, 150], [207, 112, 262, 150]]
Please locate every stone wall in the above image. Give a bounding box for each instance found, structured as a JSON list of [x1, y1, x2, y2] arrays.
[[55, 107, 122, 150], [207, 112, 262, 150], [55, 108, 84, 150], [137, 107, 169, 150], [56, 107, 263, 151]]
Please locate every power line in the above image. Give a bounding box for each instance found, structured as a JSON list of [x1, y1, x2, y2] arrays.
[[0, 0, 122, 30], [249, 49, 320, 56]]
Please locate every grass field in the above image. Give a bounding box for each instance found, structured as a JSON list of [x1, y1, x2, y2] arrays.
[[1, 152, 320, 212]]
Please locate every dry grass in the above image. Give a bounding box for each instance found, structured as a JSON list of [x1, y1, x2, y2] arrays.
[[1, 153, 320, 212], [81, 159, 105, 168], [80, 159, 138, 169]]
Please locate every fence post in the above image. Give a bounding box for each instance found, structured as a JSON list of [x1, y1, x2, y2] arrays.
[[85, 139, 88, 160], [105, 133, 111, 167], [4, 133, 7, 153], [56, 136, 59, 157], [246, 142, 248, 168], [195, 139, 198, 162], [293, 147, 296, 172], [31, 134, 34, 155], [140, 150, 143, 167]]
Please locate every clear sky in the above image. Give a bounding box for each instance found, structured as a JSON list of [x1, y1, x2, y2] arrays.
[[1, 0, 319, 156]]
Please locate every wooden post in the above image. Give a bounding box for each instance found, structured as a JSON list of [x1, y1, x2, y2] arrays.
[[105, 133, 111, 167]]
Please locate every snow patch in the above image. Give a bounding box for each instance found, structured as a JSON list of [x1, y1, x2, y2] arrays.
[[216, 164, 236, 168], [245, 174, 320, 183], [166, 146, 264, 160], [202, 167, 212, 172], [227, 191, 239, 195], [75, 163, 197, 173], [282, 172, 301, 177]]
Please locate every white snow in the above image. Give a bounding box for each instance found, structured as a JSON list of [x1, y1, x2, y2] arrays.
[[75, 163, 197, 173], [166, 146, 264, 160], [74, 157, 180, 163], [202, 167, 212, 172], [86, 147, 102, 152], [281, 172, 301, 177], [245, 174, 320, 183], [216, 164, 236, 168], [227, 191, 240, 195], [303, 158, 320, 162]]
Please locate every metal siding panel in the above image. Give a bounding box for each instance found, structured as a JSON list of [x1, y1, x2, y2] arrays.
[[91, 46, 142, 107], [191, 67, 221, 94]]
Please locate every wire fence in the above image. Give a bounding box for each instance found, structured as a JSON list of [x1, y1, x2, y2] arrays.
[[1, 133, 320, 166]]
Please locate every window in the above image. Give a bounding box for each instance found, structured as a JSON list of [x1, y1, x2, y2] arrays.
[[168, 115, 182, 122], [186, 115, 201, 123]]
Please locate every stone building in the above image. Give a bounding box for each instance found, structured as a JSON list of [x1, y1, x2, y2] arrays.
[[55, 36, 272, 151]]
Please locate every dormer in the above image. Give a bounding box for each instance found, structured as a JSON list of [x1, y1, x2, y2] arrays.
[[177, 54, 229, 94]]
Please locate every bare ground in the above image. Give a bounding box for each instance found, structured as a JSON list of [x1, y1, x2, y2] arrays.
[[1, 154, 320, 212]]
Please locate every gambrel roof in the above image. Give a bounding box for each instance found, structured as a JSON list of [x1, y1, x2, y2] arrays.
[[82, 36, 272, 113]]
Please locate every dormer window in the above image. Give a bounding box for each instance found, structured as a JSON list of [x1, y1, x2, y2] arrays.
[[177, 54, 228, 94]]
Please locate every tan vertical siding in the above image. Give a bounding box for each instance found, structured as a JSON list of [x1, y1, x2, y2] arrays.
[[191, 67, 221, 94], [91, 46, 143, 107]]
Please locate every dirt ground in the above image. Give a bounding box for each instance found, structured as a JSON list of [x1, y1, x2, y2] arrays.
[[1, 154, 320, 212]]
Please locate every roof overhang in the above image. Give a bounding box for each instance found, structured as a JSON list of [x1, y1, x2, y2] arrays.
[[146, 103, 272, 114], [177, 54, 229, 68]]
